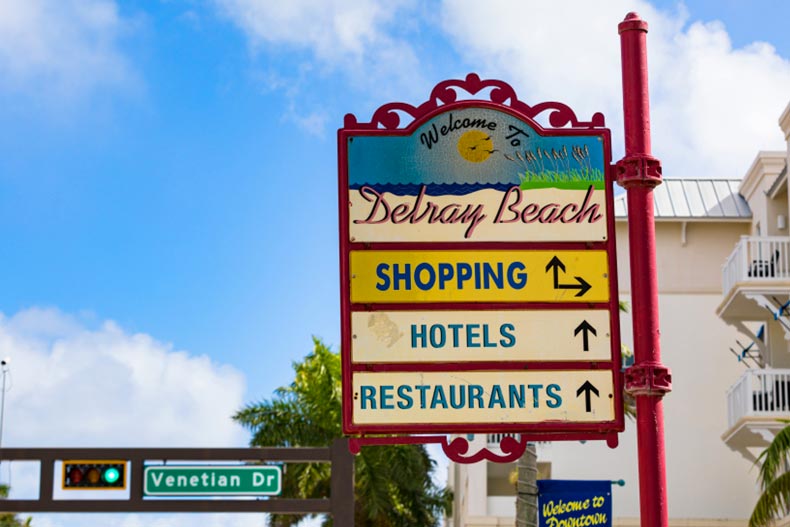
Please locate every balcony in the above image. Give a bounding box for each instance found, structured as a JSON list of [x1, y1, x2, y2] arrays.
[[486, 496, 516, 518], [486, 433, 519, 448], [723, 368, 790, 460], [718, 236, 790, 322]]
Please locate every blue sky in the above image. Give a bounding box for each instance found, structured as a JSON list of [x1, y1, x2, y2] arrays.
[[2, 0, 790, 525]]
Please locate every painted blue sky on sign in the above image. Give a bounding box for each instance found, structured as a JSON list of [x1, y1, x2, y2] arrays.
[[348, 107, 605, 188]]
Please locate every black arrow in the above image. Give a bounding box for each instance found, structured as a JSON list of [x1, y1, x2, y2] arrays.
[[545, 257, 592, 297], [574, 320, 597, 351], [576, 380, 600, 412], [557, 276, 592, 297], [545, 256, 566, 287]]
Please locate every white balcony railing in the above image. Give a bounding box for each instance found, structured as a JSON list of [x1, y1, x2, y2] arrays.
[[487, 496, 516, 517], [722, 236, 790, 295], [727, 368, 790, 429], [487, 433, 520, 447]]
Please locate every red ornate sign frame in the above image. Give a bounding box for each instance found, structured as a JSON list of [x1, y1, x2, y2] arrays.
[[338, 74, 623, 463]]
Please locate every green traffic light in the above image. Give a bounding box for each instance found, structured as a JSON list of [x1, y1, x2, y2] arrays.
[[63, 461, 126, 490], [103, 467, 120, 484]]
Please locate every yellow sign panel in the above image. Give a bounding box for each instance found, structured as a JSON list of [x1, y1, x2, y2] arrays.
[[350, 250, 609, 303], [352, 370, 615, 425], [352, 310, 611, 362]]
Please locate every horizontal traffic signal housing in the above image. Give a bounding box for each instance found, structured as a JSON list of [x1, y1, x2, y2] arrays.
[[62, 460, 126, 490]]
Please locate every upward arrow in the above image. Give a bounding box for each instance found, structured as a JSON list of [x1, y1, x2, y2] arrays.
[[574, 320, 597, 352], [576, 380, 600, 412], [545, 256, 566, 288]]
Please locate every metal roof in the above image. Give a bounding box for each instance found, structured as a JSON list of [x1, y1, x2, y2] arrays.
[[614, 179, 751, 220]]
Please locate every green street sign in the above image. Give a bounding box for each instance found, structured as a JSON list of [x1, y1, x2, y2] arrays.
[[143, 465, 282, 496]]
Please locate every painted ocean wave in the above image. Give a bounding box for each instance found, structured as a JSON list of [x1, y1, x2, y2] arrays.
[[348, 182, 518, 196]]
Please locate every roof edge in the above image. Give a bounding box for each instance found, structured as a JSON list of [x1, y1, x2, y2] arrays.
[[740, 151, 786, 200], [613, 178, 752, 220], [614, 216, 752, 222]]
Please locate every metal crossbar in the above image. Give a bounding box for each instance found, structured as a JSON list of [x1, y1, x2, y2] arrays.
[[0, 439, 354, 524]]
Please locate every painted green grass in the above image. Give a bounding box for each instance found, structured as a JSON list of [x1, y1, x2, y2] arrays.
[[518, 168, 605, 190]]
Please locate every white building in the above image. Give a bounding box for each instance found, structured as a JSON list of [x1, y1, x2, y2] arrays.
[[717, 103, 790, 527], [447, 102, 790, 525]]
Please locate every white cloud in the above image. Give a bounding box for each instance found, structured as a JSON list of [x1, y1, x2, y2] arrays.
[[0, 307, 247, 448], [213, 0, 790, 176], [438, 0, 790, 179], [288, 109, 330, 138], [651, 20, 790, 178], [0, 307, 262, 525], [0, 0, 135, 98], [212, 0, 428, 118], [213, 0, 409, 61]]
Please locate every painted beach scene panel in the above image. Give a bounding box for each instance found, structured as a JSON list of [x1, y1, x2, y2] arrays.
[[347, 107, 608, 243]]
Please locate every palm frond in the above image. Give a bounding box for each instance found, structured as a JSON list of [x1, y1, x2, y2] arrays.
[[235, 337, 450, 526], [757, 422, 790, 489], [750, 471, 790, 526]]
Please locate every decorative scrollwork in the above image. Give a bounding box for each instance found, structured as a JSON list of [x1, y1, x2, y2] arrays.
[[347, 434, 529, 464], [440, 434, 528, 464], [344, 73, 605, 131]]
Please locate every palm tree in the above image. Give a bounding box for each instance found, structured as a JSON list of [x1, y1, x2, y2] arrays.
[[515, 443, 538, 527], [0, 485, 30, 527], [750, 423, 790, 526], [234, 337, 452, 527]]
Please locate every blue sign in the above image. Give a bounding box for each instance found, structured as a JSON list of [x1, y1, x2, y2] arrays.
[[537, 480, 612, 527]]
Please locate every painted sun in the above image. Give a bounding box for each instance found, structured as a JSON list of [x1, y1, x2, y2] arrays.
[[457, 130, 495, 163]]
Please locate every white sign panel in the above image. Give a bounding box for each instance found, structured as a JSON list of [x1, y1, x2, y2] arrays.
[[352, 310, 611, 363], [352, 370, 614, 425]]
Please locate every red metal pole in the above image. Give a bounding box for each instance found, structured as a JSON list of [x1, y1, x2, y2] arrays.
[[616, 13, 672, 527]]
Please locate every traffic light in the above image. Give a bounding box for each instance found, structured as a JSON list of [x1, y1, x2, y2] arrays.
[[62, 460, 126, 490]]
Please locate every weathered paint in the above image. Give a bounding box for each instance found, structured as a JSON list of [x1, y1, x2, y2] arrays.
[[351, 309, 611, 362], [352, 370, 614, 425], [338, 76, 624, 443]]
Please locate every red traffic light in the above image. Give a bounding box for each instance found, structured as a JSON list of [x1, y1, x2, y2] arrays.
[[67, 466, 83, 484]]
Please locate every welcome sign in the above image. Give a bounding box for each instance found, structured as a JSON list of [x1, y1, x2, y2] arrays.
[[537, 480, 613, 527], [339, 75, 623, 440], [348, 107, 608, 243]]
